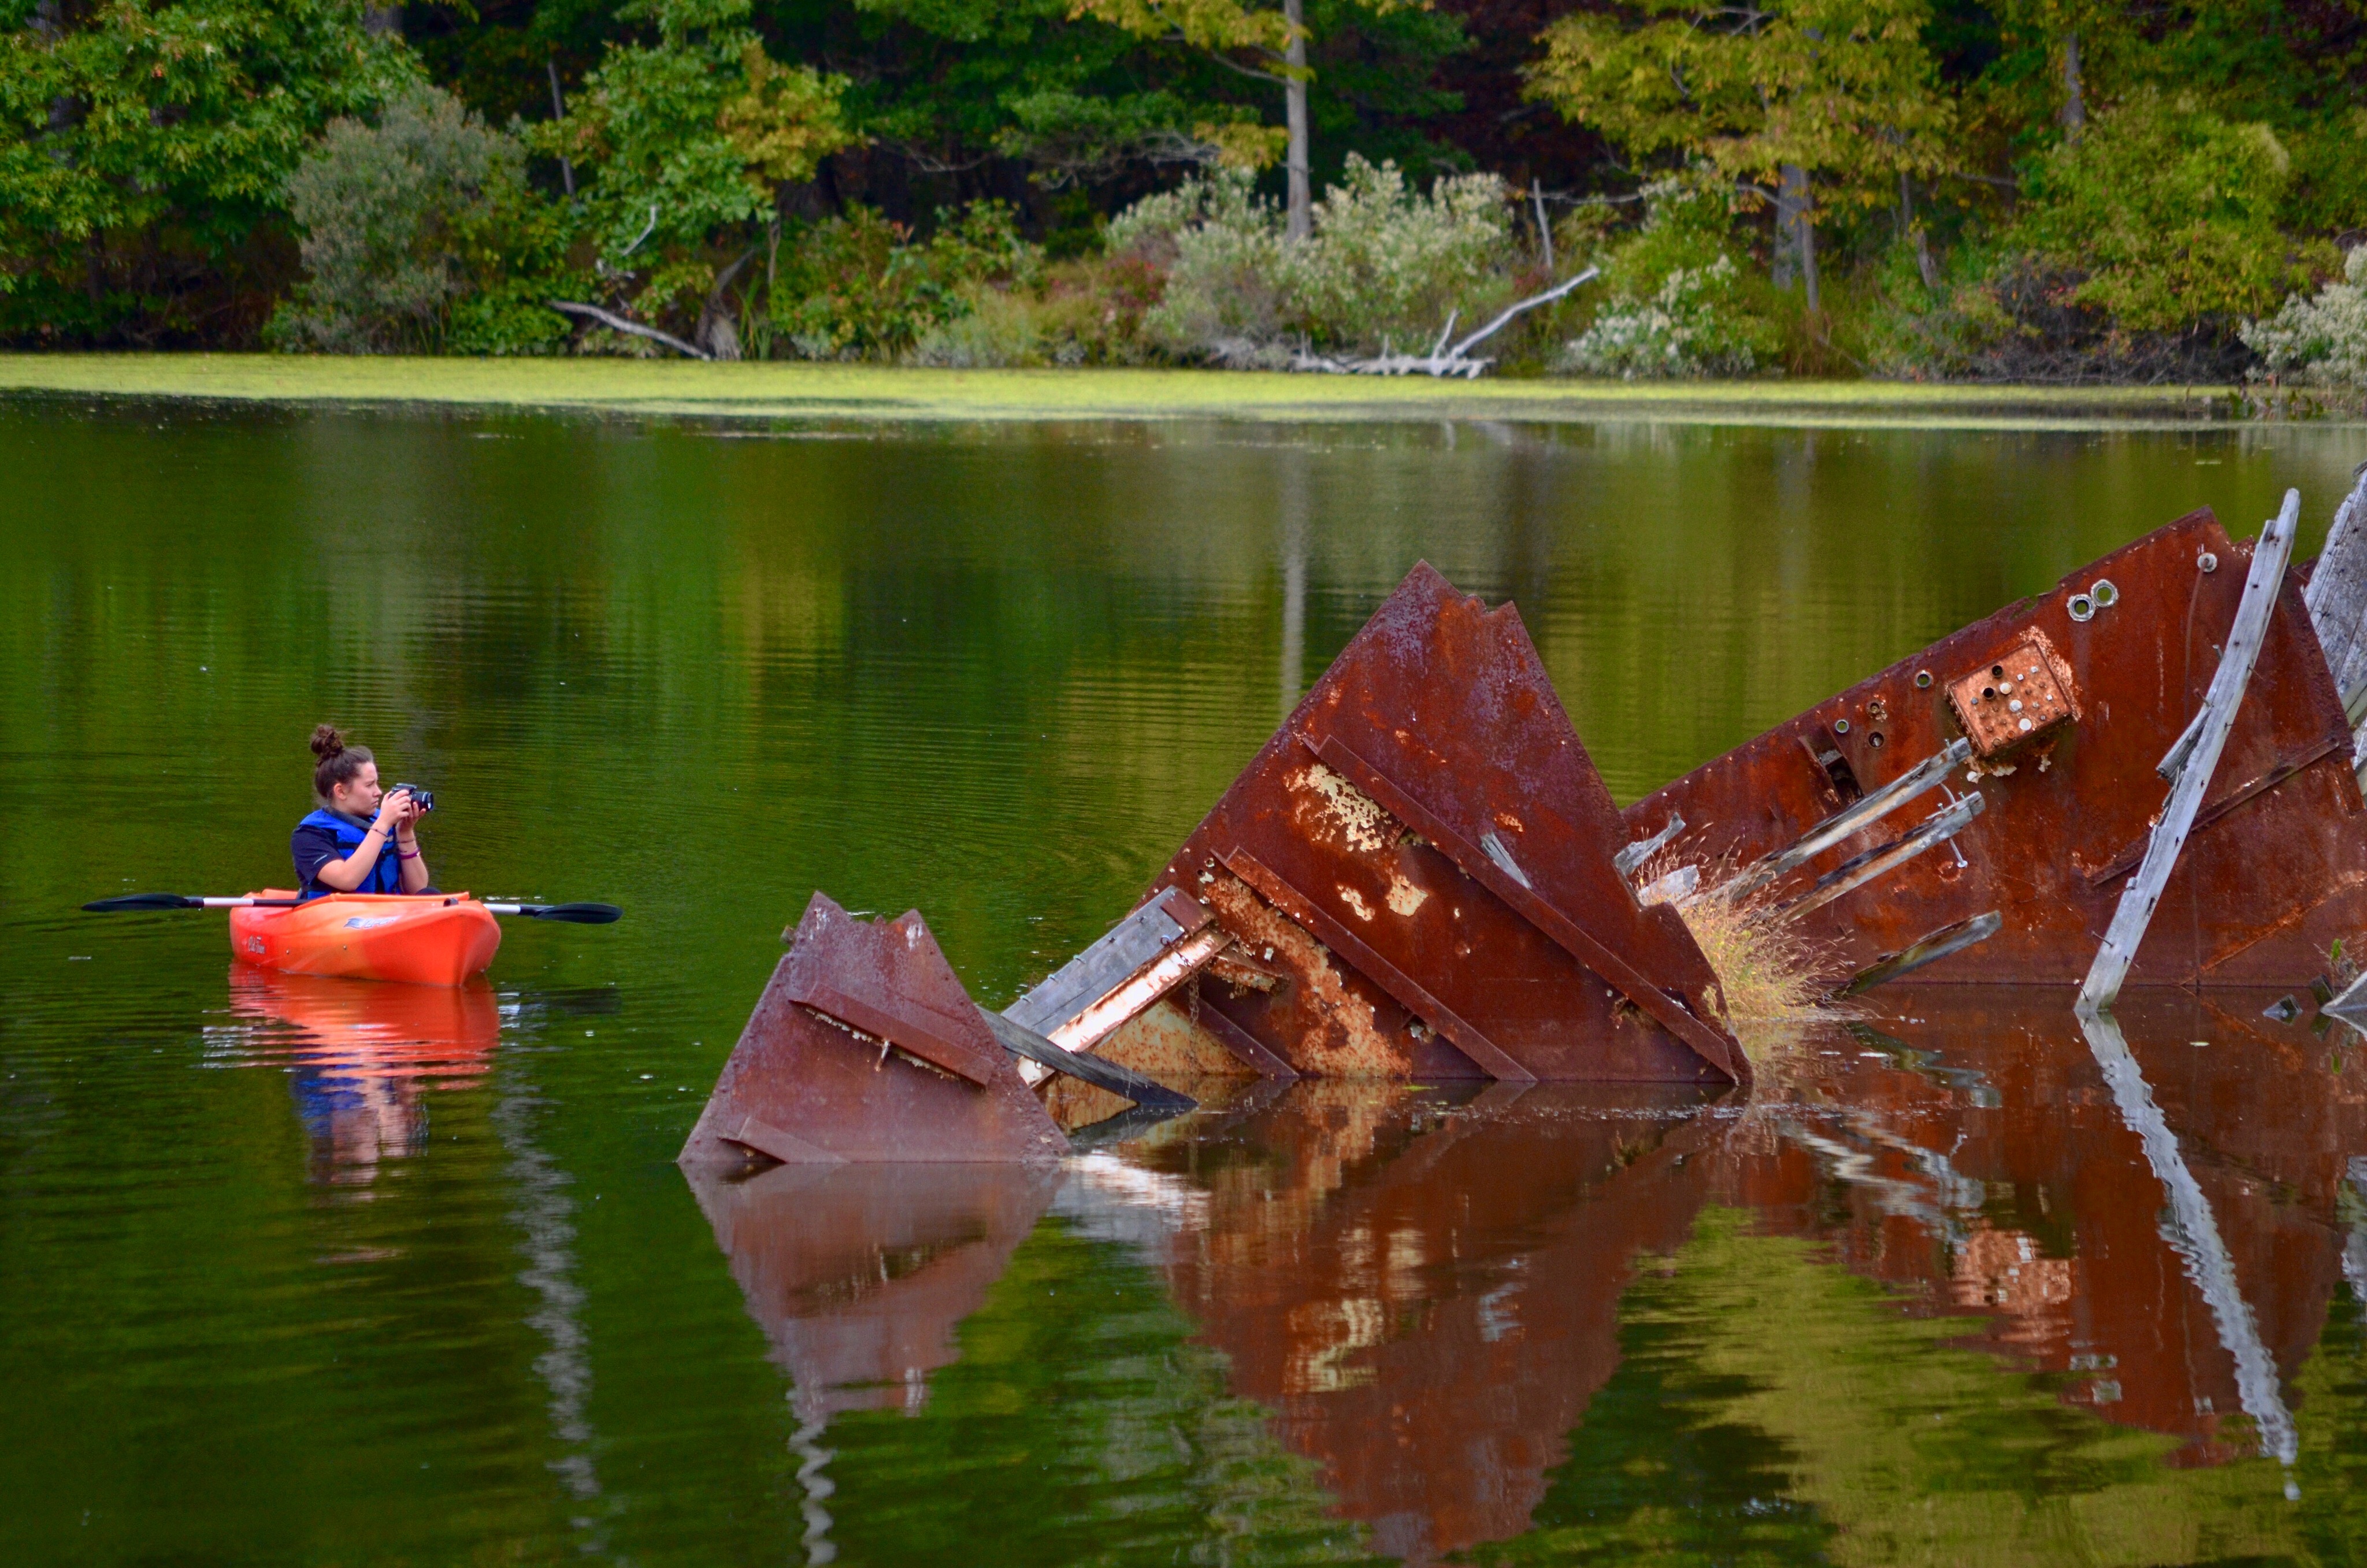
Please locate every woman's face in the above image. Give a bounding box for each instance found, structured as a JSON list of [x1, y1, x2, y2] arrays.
[[331, 761, 383, 818]]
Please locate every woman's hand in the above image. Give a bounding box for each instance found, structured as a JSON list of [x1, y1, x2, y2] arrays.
[[374, 789, 416, 834]]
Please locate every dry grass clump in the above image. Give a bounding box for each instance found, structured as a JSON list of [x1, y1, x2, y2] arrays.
[[1641, 856, 1851, 1028]]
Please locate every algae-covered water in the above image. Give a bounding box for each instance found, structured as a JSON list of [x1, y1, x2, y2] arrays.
[[8, 395, 2367, 1565]]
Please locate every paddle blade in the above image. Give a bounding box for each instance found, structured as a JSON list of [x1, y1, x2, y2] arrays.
[[82, 893, 199, 912], [530, 902, 622, 924]]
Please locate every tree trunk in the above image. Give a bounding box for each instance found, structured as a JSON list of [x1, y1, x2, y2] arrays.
[[1282, 0, 1310, 243], [547, 59, 575, 198], [2061, 32, 2085, 143], [1776, 164, 1817, 314]]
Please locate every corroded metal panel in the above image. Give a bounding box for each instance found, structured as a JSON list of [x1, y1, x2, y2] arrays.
[[1630, 510, 2367, 986], [680, 892, 1069, 1166], [1148, 562, 1746, 1084]]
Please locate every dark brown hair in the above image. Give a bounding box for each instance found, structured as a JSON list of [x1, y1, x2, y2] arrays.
[[310, 724, 375, 802]]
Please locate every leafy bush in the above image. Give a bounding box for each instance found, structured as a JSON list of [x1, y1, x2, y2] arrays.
[[1108, 157, 1518, 361], [1110, 168, 1290, 361], [771, 201, 1043, 360], [266, 86, 552, 354], [2243, 247, 2367, 389], [1557, 179, 1777, 378], [1561, 256, 1776, 377], [907, 257, 1164, 367], [1285, 158, 1513, 352], [2010, 90, 2301, 332]]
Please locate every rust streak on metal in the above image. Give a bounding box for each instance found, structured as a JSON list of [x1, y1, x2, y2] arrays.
[[1222, 846, 1539, 1083], [1306, 731, 1746, 1083]]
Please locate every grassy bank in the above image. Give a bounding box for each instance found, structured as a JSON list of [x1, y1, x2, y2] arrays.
[[0, 354, 2291, 431]]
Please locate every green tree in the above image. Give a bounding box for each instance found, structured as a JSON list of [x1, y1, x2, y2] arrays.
[[0, 0, 414, 343], [267, 85, 562, 352], [2012, 87, 2302, 332], [1070, 0, 1427, 240], [1528, 0, 1953, 314], [536, 0, 855, 351]]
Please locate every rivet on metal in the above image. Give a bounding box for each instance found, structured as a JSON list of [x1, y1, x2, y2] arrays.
[[1834, 719, 1851, 734], [2068, 592, 2096, 622], [2091, 578, 2119, 608], [2199, 552, 2218, 574], [1869, 731, 1886, 749], [1915, 670, 1934, 689]]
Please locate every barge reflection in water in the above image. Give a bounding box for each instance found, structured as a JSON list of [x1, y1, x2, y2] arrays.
[[693, 990, 2367, 1562]]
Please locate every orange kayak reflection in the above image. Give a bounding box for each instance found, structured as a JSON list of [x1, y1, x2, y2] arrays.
[[224, 967, 500, 1185]]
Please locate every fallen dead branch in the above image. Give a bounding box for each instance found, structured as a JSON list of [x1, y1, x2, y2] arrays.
[[1290, 266, 1600, 379], [549, 300, 710, 361]]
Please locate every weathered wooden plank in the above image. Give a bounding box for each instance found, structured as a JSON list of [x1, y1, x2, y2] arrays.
[[1717, 737, 1974, 902], [2304, 465, 2367, 727], [1838, 911, 2003, 995], [976, 1007, 1196, 1112], [1003, 887, 1209, 1038], [1613, 813, 1686, 879], [1772, 792, 1986, 920], [2080, 489, 2301, 1013]]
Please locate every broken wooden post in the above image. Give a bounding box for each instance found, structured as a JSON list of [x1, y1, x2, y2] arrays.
[[2303, 463, 2367, 781], [2078, 489, 2301, 1014]]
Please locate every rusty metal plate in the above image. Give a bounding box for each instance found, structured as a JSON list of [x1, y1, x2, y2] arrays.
[[679, 893, 1069, 1166], [1627, 510, 2367, 986], [1147, 563, 1745, 1084], [1945, 635, 2074, 758]]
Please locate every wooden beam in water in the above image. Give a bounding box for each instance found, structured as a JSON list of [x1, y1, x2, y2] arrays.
[[2080, 489, 2301, 1013]]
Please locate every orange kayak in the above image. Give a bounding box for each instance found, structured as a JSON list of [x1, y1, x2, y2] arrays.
[[229, 890, 503, 986]]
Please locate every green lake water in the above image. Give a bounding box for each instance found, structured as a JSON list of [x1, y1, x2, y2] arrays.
[[8, 395, 2367, 1565]]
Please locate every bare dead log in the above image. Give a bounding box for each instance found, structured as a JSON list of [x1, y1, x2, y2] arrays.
[[549, 302, 710, 361], [1288, 266, 1599, 380]]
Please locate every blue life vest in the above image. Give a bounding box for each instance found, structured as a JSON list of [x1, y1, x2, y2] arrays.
[[296, 809, 404, 900]]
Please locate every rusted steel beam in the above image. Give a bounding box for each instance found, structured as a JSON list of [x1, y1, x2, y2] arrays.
[[1004, 886, 1226, 1054], [1628, 507, 2367, 987], [1145, 562, 1746, 1084], [680, 893, 1070, 1167]]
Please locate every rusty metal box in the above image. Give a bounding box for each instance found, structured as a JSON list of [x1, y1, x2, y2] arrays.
[[1946, 637, 2072, 758]]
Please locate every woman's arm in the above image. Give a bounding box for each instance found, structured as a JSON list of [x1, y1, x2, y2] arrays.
[[394, 819, 430, 892]]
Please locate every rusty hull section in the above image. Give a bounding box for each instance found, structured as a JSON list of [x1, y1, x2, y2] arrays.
[[1146, 562, 1747, 1085], [680, 892, 1069, 1167], [1631, 509, 2367, 987]]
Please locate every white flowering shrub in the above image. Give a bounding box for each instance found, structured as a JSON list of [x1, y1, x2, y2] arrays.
[[1556, 177, 1776, 379], [2242, 247, 2367, 388], [1560, 255, 1774, 378], [1108, 157, 1515, 361]]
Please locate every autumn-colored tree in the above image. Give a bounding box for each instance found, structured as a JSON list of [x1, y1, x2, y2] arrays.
[[1528, 0, 1953, 313]]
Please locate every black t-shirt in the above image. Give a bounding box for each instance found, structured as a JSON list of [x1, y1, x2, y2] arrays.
[[291, 822, 348, 895]]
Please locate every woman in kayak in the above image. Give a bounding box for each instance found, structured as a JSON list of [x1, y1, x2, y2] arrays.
[[294, 724, 432, 900]]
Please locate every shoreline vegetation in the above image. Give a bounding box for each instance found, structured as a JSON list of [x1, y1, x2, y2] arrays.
[[5, 1, 2364, 408], [0, 356, 2288, 431]]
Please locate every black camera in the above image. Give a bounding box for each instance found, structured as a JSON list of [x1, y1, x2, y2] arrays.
[[395, 783, 436, 814]]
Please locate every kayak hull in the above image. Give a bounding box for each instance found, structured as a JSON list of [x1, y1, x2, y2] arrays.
[[229, 890, 502, 987]]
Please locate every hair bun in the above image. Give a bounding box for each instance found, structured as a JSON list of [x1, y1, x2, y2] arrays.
[[309, 723, 347, 761]]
